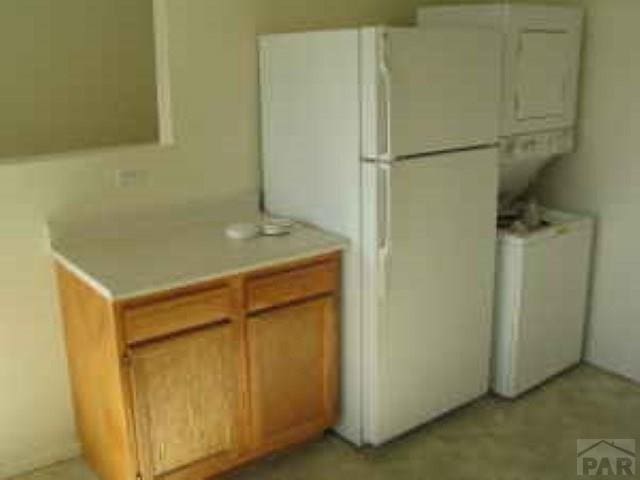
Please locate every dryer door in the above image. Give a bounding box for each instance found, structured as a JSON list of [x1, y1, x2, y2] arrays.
[[503, 7, 583, 135], [514, 30, 572, 122]]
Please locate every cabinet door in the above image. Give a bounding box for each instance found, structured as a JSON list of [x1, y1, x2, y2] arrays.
[[129, 322, 243, 478], [248, 297, 338, 449]]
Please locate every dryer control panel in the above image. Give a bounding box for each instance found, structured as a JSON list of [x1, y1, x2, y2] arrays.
[[503, 129, 575, 161]]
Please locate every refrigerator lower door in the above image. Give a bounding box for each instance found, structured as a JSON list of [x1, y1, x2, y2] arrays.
[[365, 148, 499, 445]]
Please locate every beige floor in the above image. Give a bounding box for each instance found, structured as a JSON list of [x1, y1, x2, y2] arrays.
[[11, 365, 640, 480]]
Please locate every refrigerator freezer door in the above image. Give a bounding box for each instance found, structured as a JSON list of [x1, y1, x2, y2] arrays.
[[362, 27, 501, 159], [366, 148, 499, 445]]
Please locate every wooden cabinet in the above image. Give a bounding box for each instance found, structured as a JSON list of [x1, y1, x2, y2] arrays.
[[123, 286, 234, 346], [245, 261, 338, 313], [248, 297, 338, 449], [56, 252, 340, 480]]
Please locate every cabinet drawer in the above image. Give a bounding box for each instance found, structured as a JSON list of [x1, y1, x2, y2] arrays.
[[123, 287, 233, 345], [246, 260, 338, 313]]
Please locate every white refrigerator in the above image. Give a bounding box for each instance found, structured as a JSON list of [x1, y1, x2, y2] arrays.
[[260, 26, 501, 446]]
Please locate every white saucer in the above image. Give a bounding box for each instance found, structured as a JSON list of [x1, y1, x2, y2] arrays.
[[225, 223, 261, 240]]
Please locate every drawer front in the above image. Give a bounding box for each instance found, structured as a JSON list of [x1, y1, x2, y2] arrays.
[[246, 260, 338, 314], [124, 287, 233, 345]]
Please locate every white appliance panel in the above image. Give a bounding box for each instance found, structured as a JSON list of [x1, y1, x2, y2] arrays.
[[360, 161, 386, 446], [368, 149, 499, 444], [384, 28, 501, 158], [259, 30, 365, 442], [515, 31, 571, 120], [493, 213, 594, 398], [505, 7, 583, 135]]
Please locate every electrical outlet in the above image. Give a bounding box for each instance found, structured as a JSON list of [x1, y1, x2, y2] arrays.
[[115, 169, 149, 188]]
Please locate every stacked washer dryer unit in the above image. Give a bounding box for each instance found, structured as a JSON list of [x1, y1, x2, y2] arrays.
[[418, 5, 594, 398]]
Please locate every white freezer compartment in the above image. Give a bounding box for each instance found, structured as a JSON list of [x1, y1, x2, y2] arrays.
[[360, 27, 501, 160], [493, 212, 594, 398], [362, 148, 499, 445], [417, 5, 583, 137], [260, 25, 501, 164]]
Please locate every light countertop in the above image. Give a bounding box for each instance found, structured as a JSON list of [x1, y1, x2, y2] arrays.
[[51, 221, 347, 301]]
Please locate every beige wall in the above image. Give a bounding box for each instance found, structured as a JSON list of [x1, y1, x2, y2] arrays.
[[0, 0, 158, 160], [539, 0, 640, 383], [5, 0, 636, 477], [0, 0, 434, 477]]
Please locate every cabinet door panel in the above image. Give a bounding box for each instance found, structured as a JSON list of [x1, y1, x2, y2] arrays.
[[248, 297, 338, 448], [129, 323, 242, 478]]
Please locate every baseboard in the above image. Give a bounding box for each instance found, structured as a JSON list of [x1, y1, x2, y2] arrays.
[[584, 360, 640, 386], [0, 441, 81, 479]]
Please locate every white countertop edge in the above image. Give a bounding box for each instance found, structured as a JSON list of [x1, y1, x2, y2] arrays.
[[52, 245, 345, 303], [52, 251, 115, 300]]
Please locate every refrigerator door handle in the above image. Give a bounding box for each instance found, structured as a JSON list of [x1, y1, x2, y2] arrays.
[[377, 164, 391, 253], [377, 32, 392, 159]]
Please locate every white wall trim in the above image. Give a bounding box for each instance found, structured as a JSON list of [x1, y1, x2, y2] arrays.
[[153, 0, 176, 146]]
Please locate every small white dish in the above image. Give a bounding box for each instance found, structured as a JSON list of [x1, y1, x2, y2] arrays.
[[261, 217, 295, 236], [225, 223, 261, 240]]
